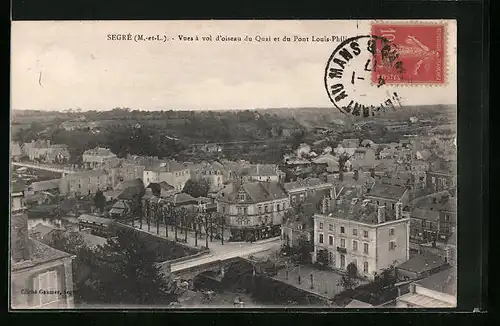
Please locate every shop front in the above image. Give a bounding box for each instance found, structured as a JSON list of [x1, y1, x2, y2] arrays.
[[228, 224, 281, 242]]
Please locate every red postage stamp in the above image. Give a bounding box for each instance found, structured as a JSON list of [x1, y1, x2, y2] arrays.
[[371, 23, 445, 85]]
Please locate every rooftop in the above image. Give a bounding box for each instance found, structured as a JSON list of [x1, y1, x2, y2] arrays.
[[344, 299, 373, 308], [365, 182, 408, 201], [318, 198, 382, 225], [415, 266, 457, 296], [145, 160, 186, 173], [283, 177, 331, 192], [12, 238, 73, 272], [63, 169, 108, 180], [397, 252, 447, 273], [220, 181, 288, 204]]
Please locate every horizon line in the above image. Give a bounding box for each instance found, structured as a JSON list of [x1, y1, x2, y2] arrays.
[[11, 104, 455, 113]]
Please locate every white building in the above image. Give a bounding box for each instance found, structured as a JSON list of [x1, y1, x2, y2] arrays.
[[143, 160, 191, 192], [312, 197, 410, 280], [82, 147, 118, 169]]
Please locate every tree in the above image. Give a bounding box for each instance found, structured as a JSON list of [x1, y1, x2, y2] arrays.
[[93, 190, 106, 213], [316, 249, 329, 266], [47, 231, 99, 304], [182, 179, 210, 198], [338, 153, 350, 172], [338, 262, 359, 291], [94, 227, 177, 305]]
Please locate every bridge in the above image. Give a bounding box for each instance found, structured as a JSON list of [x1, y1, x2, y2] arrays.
[[160, 240, 279, 280], [12, 162, 78, 176]]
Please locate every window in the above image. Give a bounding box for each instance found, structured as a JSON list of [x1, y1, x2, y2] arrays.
[[364, 243, 369, 254], [319, 222, 324, 230], [34, 270, 59, 306], [277, 204, 281, 211], [329, 224, 333, 231], [389, 241, 396, 251], [340, 254, 346, 269], [353, 228, 358, 236], [340, 238, 345, 248], [329, 235, 333, 246], [238, 193, 246, 201], [292, 197, 297, 205], [222, 207, 226, 214], [363, 262, 369, 273], [353, 240, 358, 251], [389, 228, 395, 236], [340, 226, 345, 234], [432, 176, 436, 183], [258, 206, 262, 213], [265, 206, 269, 213], [392, 203, 395, 210], [243, 207, 248, 215], [319, 234, 324, 244], [363, 230, 369, 238], [299, 194, 305, 201], [238, 207, 243, 215]]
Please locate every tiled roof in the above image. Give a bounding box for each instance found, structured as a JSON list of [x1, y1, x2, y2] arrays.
[[12, 238, 73, 272], [246, 164, 279, 177], [322, 197, 380, 224], [365, 182, 407, 201], [145, 160, 186, 173], [411, 208, 440, 221], [29, 223, 61, 239], [283, 178, 330, 192], [30, 179, 60, 192], [221, 181, 287, 204], [173, 193, 198, 205], [158, 181, 175, 190], [397, 252, 446, 273], [413, 193, 457, 213], [63, 169, 108, 180], [415, 267, 456, 296]]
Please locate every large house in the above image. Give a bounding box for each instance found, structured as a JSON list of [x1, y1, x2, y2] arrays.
[[143, 160, 191, 192], [23, 140, 70, 164], [409, 192, 457, 245], [106, 161, 145, 188], [283, 177, 332, 206], [241, 164, 285, 183], [312, 195, 410, 280], [364, 181, 411, 220], [188, 161, 226, 193], [82, 147, 119, 169], [426, 160, 456, 194], [59, 170, 112, 197], [217, 181, 289, 242], [10, 182, 75, 309]]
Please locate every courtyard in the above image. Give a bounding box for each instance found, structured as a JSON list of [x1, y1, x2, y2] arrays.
[[273, 264, 368, 299]]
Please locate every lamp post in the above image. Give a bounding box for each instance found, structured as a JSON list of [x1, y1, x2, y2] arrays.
[[221, 213, 225, 245]]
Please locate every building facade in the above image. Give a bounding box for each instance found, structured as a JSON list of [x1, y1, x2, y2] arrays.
[[283, 178, 333, 206], [59, 170, 112, 196], [312, 197, 410, 280], [217, 181, 290, 241], [82, 147, 119, 169], [143, 160, 191, 192], [10, 183, 75, 309]]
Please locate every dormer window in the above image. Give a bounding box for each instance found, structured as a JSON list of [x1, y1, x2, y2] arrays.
[[238, 193, 246, 201]]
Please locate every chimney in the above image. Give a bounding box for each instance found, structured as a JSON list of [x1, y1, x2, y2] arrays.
[[410, 283, 416, 294], [321, 197, 331, 214], [10, 189, 30, 262], [377, 205, 386, 223], [395, 201, 403, 220]]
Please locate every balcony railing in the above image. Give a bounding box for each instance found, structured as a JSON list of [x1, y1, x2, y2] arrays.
[[337, 246, 347, 254]]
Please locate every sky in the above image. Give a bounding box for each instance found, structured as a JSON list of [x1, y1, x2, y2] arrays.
[[11, 20, 457, 111]]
